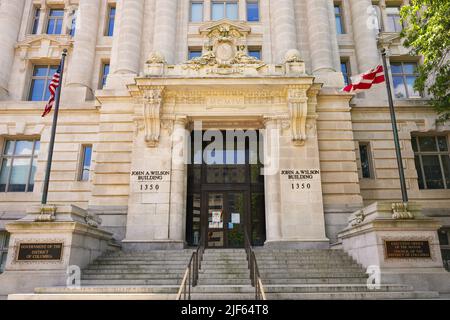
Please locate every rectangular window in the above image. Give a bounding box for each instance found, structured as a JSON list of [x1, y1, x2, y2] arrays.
[[212, 1, 238, 20], [105, 5, 116, 36], [0, 140, 40, 193], [79, 145, 92, 181], [248, 48, 261, 60], [190, 1, 204, 22], [386, 6, 402, 32], [31, 7, 41, 34], [246, 0, 259, 22], [28, 65, 59, 101], [188, 49, 202, 60], [341, 59, 351, 86], [100, 62, 110, 89], [391, 61, 420, 99], [0, 232, 9, 273], [335, 4, 345, 34], [46, 9, 64, 35], [412, 135, 450, 190], [359, 142, 374, 179]]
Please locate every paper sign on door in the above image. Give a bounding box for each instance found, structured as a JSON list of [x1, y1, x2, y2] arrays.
[[231, 213, 240, 224]]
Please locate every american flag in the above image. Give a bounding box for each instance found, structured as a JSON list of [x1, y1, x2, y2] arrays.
[[41, 65, 62, 117], [342, 65, 385, 93]]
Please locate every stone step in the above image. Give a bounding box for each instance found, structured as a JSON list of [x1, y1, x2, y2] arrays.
[[82, 273, 185, 280], [259, 272, 367, 279], [81, 279, 182, 286], [97, 256, 193, 262], [190, 293, 257, 300], [198, 279, 252, 285], [265, 291, 440, 300], [258, 267, 364, 273], [200, 268, 250, 274], [92, 260, 190, 265], [262, 278, 368, 285], [84, 268, 186, 274], [263, 284, 414, 293], [35, 286, 180, 294], [192, 285, 255, 294], [8, 293, 175, 300]]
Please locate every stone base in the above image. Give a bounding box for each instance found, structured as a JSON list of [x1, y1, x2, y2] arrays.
[[61, 86, 93, 103], [121, 240, 185, 252], [264, 239, 330, 249], [381, 270, 450, 293]]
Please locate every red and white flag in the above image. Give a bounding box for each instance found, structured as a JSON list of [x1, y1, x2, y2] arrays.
[[42, 65, 62, 117], [342, 65, 385, 93]]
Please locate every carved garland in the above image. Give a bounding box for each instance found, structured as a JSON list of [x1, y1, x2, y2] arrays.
[[142, 87, 164, 147]]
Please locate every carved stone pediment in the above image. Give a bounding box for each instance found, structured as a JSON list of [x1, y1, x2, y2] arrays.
[[183, 20, 265, 72], [16, 35, 72, 61]]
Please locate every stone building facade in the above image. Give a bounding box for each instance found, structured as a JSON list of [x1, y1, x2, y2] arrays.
[[0, 0, 449, 289]]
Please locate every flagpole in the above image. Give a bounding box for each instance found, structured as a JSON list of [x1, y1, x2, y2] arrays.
[[41, 49, 68, 205], [381, 48, 409, 203]]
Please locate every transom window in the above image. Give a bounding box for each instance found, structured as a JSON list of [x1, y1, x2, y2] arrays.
[[0, 139, 40, 193], [334, 4, 345, 34], [386, 6, 402, 32], [0, 232, 9, 273], [212, 1, 238, 20], [28, 65, 59, 101], [391, 61, 420, 99], [246, 0, 259, 22], [248, 48, 261, 60], [189, 49, 203, 60], [412, 135, 450, 190], [46, 9, 64, 35], [190, 1, 204, 22]]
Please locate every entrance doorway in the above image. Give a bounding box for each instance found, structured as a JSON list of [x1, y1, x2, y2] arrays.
[[186, 130, 266, 248]]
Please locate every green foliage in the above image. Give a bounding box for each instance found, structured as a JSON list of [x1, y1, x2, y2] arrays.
[[400, 0, 450, 121]]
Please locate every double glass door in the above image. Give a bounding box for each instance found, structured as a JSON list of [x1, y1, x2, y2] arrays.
[[205, 191, 247, 248]]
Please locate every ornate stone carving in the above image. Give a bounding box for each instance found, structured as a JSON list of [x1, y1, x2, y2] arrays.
[[141, 87, 164, 147], [288, 86, 309, 146], [36, 205, 57, 222], [147, 51, 166, 64], [350, 210, 366, 226], [183, 20, 265, 72], [285, 49, 303, 63], [85, 213, 102, 228], [392, 202, 414, 219]]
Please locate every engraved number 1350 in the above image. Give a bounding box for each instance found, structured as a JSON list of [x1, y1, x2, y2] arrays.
[[291, 183, 311, 190]]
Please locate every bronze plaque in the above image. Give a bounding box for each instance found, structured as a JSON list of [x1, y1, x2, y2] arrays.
[[17, 243, 63, 261], [385, 241, 431, 259]]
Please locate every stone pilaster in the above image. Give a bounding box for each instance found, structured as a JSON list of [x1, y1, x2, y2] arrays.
[[0, 0, 25, 98], [169, 116, 189, 243], [271, 0, 298, 63], [349, 0, 380, 72], [64, 0, 101, 101], [114, 0, 145, 74], [152, 0, 178, 64]]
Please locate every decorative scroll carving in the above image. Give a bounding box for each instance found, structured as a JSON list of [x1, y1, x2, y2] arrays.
[[288, 86, 309, 146], [392, 202, 414, 219], [142, 87, 164, 147]]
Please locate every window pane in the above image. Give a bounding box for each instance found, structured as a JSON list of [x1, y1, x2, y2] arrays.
[[212, 3, 225, 20], [390, 63, 402, 74], [411, 136, 418, 152], [47, 19, 55, 34], [32, 8, 40, 34], [191, 2, 203, 22], [50, 10, 64, 17], [441, 155, 450, 189], [248, 50, 261, 60], [226, 3, 238, 20], [415, 156, 425, 189], [438, 136, 448, 152], [107, 7, 116, 36], [14, 141, 34, 156], [393, 76, 406, 98], [0, 159, 11, 192], [336, 17, 344, 34], [4, 141, 15, 155], [406, 76, 419, 97], [247, 2, 259, 22], [34, 141, 41, 153], [28, 158, 37, 192], [9, 158, 30, 192], [189, 50, 202, 60], [422, 155, 444, 189], [359, 144, 372, 178], [403, 63, 417, 74], [55, 19, 63, 34], [418, 136, 437, 152], [33, 66, 48, 77], [29, 79, 45, 101]]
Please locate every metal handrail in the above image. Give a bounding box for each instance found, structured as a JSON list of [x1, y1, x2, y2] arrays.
[[176, 237, 205, 300], [244, 229, 267, 300]]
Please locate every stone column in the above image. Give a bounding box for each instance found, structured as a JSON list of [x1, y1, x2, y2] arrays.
[[271, 0, 298, 63], [0, 0, 25, 98], [152, 0, 178, 64], [66, 0, 100, 90], [169, 116, 189, 242], [114, 0, 145, 74], [349, 0, 380, 72], [263, 118, 282, 243], [305, 0, 335, 73]]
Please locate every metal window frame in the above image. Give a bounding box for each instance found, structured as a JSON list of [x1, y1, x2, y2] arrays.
[[390, 61, 420, 99], [0, 139, 39, 193], [211, 0, 239, 20], [100, 62, 110, 89], [412, 135, 450, 190], [358, 141, 375, 179], [78, 144, 93, 182], [28, 65, 57, 101], [334, 2, 345, 34], [105, 4, 116, 36], [190, 1, 204, 22], [46, 8, 65, 35]]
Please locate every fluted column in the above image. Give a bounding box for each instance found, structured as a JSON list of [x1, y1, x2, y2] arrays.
[[152, 0, 178, 64], [263, 118, 282, 243], [306, 0, 335, 73], [114, 0, 145, 74], [271, 0, 298, 63], [0, 0, 25, 97], [349, 0, 380, 72], [66, 0, 100, 88]]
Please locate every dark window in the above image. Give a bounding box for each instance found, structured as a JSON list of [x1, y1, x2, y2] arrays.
[[29, 65, 59, 101], [188, 49, 202, 60], [391, 61, 420, 98], [105, 5, 116, 36], [100, 63, 110, 89], [0, 140, 40, 193], [0, 232, 10, 273], [190, 1, 204, 22], [359, 142, 374, 179], [335, 4, 345, 34], [79, 145, 92, 181], [248, 49, 261, 60], [412, 135, 450, 190], [341, 59, 351, 86], [246, 0, 259, 22], [46, 9, 64, 35], [31, 7, 41, 34]]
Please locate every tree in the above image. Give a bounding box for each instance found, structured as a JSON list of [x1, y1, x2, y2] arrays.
[[400, 0, 450, 121]]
